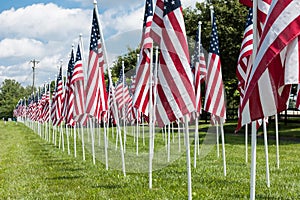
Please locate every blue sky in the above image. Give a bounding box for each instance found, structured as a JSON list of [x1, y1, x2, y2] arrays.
[[0, 0, 198, 87]]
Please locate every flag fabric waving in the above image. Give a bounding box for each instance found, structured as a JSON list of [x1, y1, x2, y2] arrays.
[[133, 0, 153, 116], [240, 0, 300, 125], [55, 67, 64, 126], [85, 8, 108, 120], [150, 0, 196, 127], [204, 12, 226, 119], [72, 44, 86, 124], [191, 25, 207, 114], [63, 49, 75, 126]]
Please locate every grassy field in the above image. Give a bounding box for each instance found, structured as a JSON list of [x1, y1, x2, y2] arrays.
[[0, 120, 300, 199]]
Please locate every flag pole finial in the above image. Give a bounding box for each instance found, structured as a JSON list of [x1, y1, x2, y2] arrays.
[[209, 5, 214, 11], [198, 21, 202, 26], [93, 0, 97, 5]]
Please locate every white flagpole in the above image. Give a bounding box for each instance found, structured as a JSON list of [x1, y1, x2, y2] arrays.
[[94, 0, 125, 176], [81, 124, 86, 161], [74, 124, 77, 157], [167, 123, 171, 162], [216, 120, 220, 158], [149, 46, 154, 189], [245, 123, 248, 163], [66, 125, 71, 155], [250, 121, 257, 200], [90, 118, 96, 165], [103, 120, 108, 170], [78, 34, 86, 161], [263, 120, 270, 187], [220, 119, 227, 176], [194, 113, 199, 168], [250, 1, 258, 199], [184, 116, 192, 200], [121, 61, 127, 154], [275, 114, 280, 168]]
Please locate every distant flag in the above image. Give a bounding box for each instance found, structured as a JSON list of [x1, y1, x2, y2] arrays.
[[204, 12, 226, 120], [133, 0, 153, 116], [115, 69, 131, 111], [239, 0, 253, 7], [50, 88, 57, 126], [191, 23, 207, 114], [236, 8, 253, 131], [41, 83, 50, 123], [63, 49, 75, 127], [55, 67, 64, 126], [150, 0, 196, 127], [72, 43, 86, 124], [240, 0, 300, 125], [85, 8, 108, 120]]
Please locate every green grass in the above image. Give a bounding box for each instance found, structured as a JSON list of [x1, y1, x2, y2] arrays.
[[0, 120, 300, 199]]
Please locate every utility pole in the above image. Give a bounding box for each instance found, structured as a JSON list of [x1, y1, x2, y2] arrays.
[[30, 59, 39, 94]]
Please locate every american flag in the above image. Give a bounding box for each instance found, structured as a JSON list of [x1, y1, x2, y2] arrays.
[[236, 8, 253, 131], [85, 8, 108, 120], [63, 49, 75, 126], [50, 88, 57, 126], [204, 12, 226, 119], [191, 24, 207, 114], [236, 8, 253, 99], [240, 0, 300, 125], [72, 43, 86, 124], [41, 83, 50, 123], [115, 69, 131, 111], [150, 0, 196, 127], [55, 67, 64, 126], [132, 0, 153, 116]]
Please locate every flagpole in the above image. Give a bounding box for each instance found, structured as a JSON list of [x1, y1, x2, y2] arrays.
[[263, 120, 270, 187], [122, 61, 127, 154], [275, 114, 280, 168], [149, 46, 154, 189], [184, 115, 192, 200], [78, 34, 86, 161], [250, 0, 258, 199], [245, 123, 248, 163], [220, 119, 226, 176], [94, 0, 125, 176]]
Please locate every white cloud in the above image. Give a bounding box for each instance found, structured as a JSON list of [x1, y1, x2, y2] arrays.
[[0, 0, 200, 87], [0, 38, 45, 58]]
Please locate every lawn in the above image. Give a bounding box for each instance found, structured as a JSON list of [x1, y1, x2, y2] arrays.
[[0, 119, 300, 199]]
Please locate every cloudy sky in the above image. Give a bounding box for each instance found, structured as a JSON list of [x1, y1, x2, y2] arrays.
[[0, 0, 198, 87]]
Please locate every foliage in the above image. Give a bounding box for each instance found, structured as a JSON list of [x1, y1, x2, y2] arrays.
[[184, 0, 248, 111], [111, 1, 248, 115], [110, 47, 140, 81], [0, 79, 31, 119]]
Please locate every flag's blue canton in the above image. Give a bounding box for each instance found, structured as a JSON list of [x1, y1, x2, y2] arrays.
[[56, 67, 62, 92], [209, 14, 220, 56], [75, 44, 82, 62], [143, 0, 153, 27], [246, 8, 253, 28], [163, 0, 181, 16], [117, 69, 124, 85], [67, 50, 75, 77], [191, 29, 200, 70], [90, 9, 100, 52]]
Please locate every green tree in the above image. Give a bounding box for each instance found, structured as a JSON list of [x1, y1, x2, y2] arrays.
[[110, 47, 140, 81], [184, 0, 248, 114], [111, 1, 248, 117], [0, 79, 30, 119]]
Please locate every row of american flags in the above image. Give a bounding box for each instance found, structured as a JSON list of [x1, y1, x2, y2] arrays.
[[14, 0, 300, 135]]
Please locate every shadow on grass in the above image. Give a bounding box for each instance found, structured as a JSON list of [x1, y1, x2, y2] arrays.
[[92, 184, 123, 189], [47, 175, 83, 180]]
